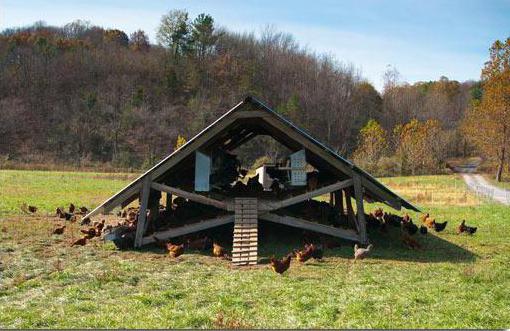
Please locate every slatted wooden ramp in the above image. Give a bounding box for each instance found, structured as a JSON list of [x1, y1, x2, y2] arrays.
[[232, 198, 258, 266]]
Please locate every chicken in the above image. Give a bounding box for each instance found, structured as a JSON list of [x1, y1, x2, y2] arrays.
[[402, 213, 411, 223], [401, 220, 418, 235], [401, 232, 422, 250], [294, 245, 314, 263], [383, 212, 403, 227], [79, 206, 88, 214], [372, 207, 384, 219], [419, 213, 429, 224], [458, 220, 477, 235], [80, 227, 97, 239], [270, 254, 292, 274], [21, 203, 37, 213], [212, 242, 230, 259], [306, 243, 324, 260], [71, 237, 87, 246], [95, 219, 105, 234], [419, 225, 428, 235], [80, 216, 91, 225], [56, 207, 65, 218], [420, 213, 436, 228], [52, 225, 66, 235], [166, 243, 185, 258], [69, 203, 75, 214], [354, 244, 373, 261], [433, 221, 448, 232]]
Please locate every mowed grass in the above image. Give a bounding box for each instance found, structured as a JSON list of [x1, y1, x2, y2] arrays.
[[1, 171, 510, 328]]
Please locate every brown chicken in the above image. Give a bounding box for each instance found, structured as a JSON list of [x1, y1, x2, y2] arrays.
[[95, 219, 106, 234], [270, 254, 292, 274], [28, 205, 37, 213], [80, 227, 97, 239], [79, 206, 88, 214], [166, 243, 185, 258], [212, 242, 228, 258], [52, 225, 66, 235], [458, 220, 477, 235], [69, 203, 76, 214], [294, 245, 314, 263], [372, 207, 384, 219], [420, 213, 436, 228], [71, 237, 87, 246]]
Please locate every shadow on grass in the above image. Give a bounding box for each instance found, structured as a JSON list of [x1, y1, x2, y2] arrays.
[[134, 221, 476, 264]]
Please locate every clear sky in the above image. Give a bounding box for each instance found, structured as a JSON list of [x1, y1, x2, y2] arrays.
[[1, 0, 509, 90]]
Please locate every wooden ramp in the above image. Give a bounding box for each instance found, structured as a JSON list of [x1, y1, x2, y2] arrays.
[[232, 198, 258, 266]]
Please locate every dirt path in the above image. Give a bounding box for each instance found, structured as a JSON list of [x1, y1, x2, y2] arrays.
[[462, 173, 510, 205]]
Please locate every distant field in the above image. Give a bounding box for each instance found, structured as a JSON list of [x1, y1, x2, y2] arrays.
[[0, 170, 136, 216], [0, 171, 509, 328]]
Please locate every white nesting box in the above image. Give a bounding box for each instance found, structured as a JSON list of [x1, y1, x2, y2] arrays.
[[255, 165, 274, 191]]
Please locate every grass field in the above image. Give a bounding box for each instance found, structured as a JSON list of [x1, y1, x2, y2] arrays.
[[0, 170, 509, 328]]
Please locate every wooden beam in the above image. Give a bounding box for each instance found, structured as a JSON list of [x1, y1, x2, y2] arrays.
[[353, 174, 368, 245], [344, 189, 358, 232], [165, 192, 172, 212], [134, 176, 151, 248], [151, 182, 227, 210], [141, 215, 235, 245], [360, 176, 401, 210], [259, 179, 353, 211], [82, 181, 142, 221], [334, 190, 343, 215], [259, 213, 359, 242]]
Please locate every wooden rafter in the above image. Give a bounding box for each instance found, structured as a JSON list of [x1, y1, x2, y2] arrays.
[[259, 179, 353, 211], [141, 215, 235, 245], [151, 182, 228, 210], [259, 213, 360, 242]]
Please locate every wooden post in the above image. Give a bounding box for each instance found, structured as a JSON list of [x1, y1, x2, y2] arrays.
[[353, 174, 368, 245], [329, 192, 334, 207], [334, 190, 343, 214], [165, 192, 172, 212], [344, 189, 358, 232], [134, 176, 151, 248]]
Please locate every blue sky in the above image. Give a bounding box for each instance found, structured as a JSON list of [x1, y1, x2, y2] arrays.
[[2, 0, 509, 90]]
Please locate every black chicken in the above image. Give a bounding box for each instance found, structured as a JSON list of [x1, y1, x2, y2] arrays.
[[433, 221, 448, 232]]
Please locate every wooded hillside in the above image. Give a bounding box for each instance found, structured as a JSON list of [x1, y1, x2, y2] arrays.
[[0, 12, 481, 172]]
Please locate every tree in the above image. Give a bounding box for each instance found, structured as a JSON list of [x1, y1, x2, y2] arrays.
[[190, 13, 217, 58], [103, 29, 129, 47], [129, 30, 150, 51], [156, 9, 190, 57], [463, 37, 510, 181], [394, 119, 445, 175], [352, 119, 388, 173]]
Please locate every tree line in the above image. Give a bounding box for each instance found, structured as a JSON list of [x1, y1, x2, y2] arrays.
[[0, 10, 503, 179]]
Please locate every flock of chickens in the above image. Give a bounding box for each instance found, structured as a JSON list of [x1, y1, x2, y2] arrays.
[[20, 201, 479, 275]]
